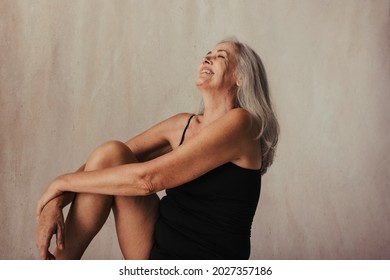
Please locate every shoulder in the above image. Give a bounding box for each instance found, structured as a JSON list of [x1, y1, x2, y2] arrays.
[[170, 109, 250, 128], [215, 108, 253, 136], [164, 113, 195, 130], [187, 108, 254, 149], [151, 113, 193, 130], [128, 113, 194, 144], [153, 113, 195, 147], [217, 109, 261, 169], [169, 112, 195, 122]]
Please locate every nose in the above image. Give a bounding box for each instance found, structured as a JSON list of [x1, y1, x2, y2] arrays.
[[203, 56, 212, 65]]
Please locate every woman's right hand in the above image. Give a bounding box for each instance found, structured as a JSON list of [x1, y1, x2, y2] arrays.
[[35, 166, 83, 259], [35, 200, 65, 260]]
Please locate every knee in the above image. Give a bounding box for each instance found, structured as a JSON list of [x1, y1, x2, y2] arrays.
[[86, 140, 137, 170]]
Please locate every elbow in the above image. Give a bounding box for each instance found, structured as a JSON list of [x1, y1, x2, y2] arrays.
[[140, 179, 158, 196], [134, 162, 167, 196], [138, 170, 164, 196]]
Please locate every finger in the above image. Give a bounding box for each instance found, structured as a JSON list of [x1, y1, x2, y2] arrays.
[[38, 245, 49, 260], [35, 227, 47, 260], [56, 222, 64, 250], [36, 227, 53, 260], [36, 200, 44, 219], [36, 199, 49, 219], [37, 235, 51, 260]]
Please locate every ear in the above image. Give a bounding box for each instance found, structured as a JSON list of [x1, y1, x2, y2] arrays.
[[236, 78, 242, 87]]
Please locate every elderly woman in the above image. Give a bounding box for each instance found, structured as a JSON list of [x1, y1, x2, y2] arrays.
[[35, 39, 279, 260]]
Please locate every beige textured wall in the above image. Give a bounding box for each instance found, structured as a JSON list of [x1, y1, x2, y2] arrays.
[[1, 0, 389, 260]]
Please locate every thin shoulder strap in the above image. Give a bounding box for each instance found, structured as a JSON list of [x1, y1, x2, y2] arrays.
[[179, 114, 195, 146]]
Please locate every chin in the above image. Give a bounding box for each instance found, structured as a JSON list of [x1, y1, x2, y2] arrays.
[[196, 83, 210, 91], [196, 79, 212, 89]]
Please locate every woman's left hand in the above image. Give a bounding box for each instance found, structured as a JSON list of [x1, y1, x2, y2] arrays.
[[36, 178, 65, 218]]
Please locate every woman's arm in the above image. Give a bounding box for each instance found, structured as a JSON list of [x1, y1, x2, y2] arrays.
[[124, 113, 193, 162], [35, 164, 85, 259], [37, 109, 255, 215], [38, 164, 85, 213], [35, 112, 191, 257]]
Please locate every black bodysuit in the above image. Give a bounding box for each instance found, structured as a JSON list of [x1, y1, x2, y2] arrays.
[[149, 115, 261, 259]]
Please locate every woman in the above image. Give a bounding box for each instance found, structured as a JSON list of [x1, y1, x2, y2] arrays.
[[35, 39, 279, 260]]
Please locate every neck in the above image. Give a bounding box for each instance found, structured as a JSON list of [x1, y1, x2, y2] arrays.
[[200, 90, 235, 126]]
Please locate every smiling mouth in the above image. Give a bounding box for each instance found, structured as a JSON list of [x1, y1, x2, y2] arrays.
[[201, 69, 214, 74]]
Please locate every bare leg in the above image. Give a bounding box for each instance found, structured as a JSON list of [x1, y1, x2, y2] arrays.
[[113, 194, 159, 259], [54, 141, 159, 259]]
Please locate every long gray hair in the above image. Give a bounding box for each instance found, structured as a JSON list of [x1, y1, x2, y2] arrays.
[[201, 39, 280, 175]]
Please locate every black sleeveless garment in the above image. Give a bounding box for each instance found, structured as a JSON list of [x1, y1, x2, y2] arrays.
[[149, 115, 261, 260]]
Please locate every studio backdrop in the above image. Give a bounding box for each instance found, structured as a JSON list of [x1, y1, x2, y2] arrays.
[[1, 0, 389, 259]]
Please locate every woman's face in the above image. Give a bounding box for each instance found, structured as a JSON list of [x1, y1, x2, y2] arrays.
[[196, 42, 239, 93]]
